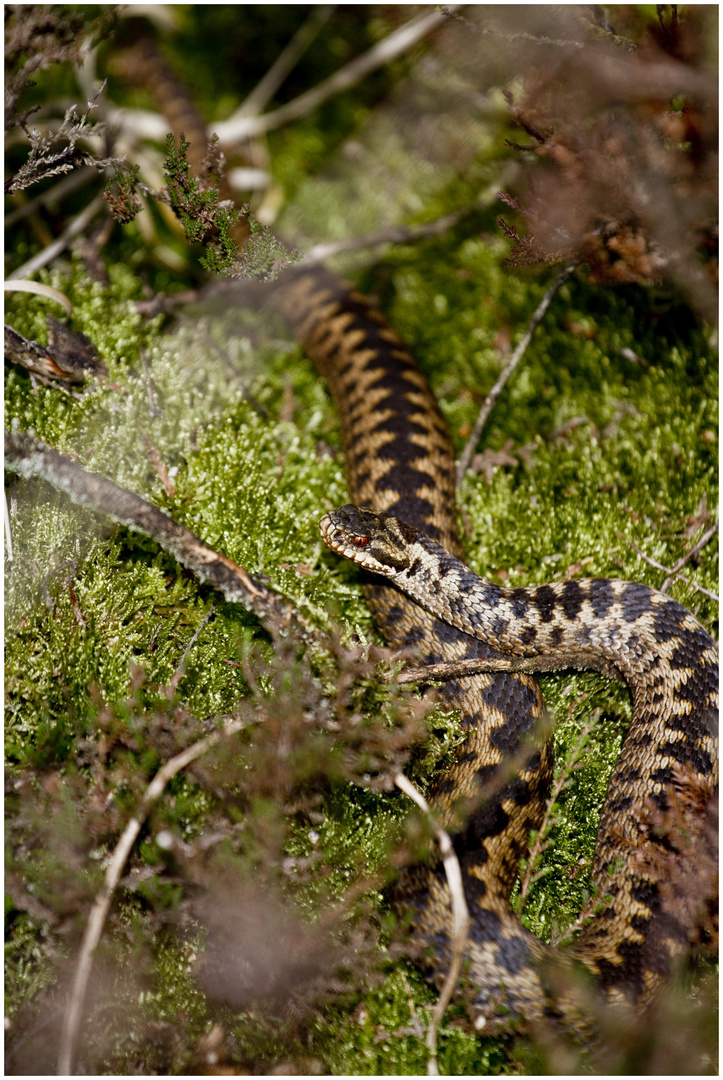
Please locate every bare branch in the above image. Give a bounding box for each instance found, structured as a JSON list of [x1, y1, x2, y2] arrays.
[[303, 210, 465, 264], [394, 653, 587, 684], [4, 431, 323, 647], [660, 520, 719, 593], [629, 535, 719, 603], [456, 263, 577, 485], [232, 5, 335, 120]]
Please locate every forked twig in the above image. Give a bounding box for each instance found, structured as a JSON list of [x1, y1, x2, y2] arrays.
[[660, 519, 718, 593], [456, 262, 577, 485], [56, 715, 252, 1075], [394, 772, 469, 1077]]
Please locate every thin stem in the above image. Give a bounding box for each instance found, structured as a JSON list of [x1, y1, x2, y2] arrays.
[[233, 6, 335, 119], [456, 263, 577, 486], [661, 519, 719, 592], [629, 530, 719, 603], [167, 603, 217, 695], [4, 166, 95, 227], [303, 210, 465, 264], [4, 489, 13, 562], [5, 431, 322, 647]]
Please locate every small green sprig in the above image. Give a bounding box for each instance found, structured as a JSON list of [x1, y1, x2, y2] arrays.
[[162, 134, 297, 280]]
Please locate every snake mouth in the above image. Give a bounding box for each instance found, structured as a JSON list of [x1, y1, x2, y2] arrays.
[[319, 513, 383, 573]]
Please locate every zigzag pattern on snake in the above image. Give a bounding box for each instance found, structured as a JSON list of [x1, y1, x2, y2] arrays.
[[270, 267, 718, 1030]]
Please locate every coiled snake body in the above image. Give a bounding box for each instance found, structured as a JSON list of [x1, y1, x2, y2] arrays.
[[271, 267, 718, 1030]]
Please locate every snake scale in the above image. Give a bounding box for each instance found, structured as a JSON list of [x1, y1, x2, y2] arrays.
[[118, 33, 718, 1032]]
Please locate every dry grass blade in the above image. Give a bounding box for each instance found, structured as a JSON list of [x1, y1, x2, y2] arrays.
[[6, 191, 106, 280]]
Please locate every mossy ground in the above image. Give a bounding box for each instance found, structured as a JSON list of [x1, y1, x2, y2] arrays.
[[5, 8, 718, 1075]]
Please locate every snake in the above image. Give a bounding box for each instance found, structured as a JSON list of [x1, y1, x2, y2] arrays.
[[319, 503, 718, 1018], [268, 267, 718, 1031], [115, 34, 718, 1032]]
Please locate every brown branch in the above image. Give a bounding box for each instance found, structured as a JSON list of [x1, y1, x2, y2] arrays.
[[394, 653, 590, 684], [456, 263, 577, 485], [56, 714, 253, 1075], [4, 431, 322, 647]]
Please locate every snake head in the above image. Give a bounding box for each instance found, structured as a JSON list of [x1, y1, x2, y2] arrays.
[[319, 504, 420, 576]]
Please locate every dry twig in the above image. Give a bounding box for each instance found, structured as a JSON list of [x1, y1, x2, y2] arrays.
[[215, 7, 459, 145], [303, 210, 465, 264], [6, 190, 106, 280], [660, 520, 719, 594], [232, 5, 335, 120], [629, 525, 719, 603]]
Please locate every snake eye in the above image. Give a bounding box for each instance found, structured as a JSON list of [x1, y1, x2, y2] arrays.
[[352, 536, 369, 549]]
